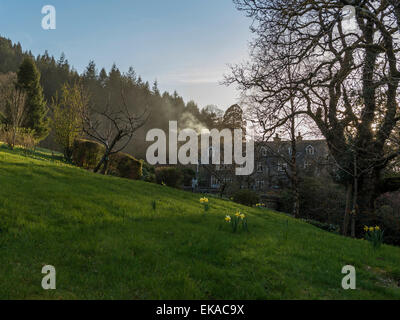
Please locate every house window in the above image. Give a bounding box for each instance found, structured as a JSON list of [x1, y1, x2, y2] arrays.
[[211, 175, 219, 188], [256, 180, 265, 189], [277, 161, 288, 172], [257, 162, 263, 172], [305, 145, 315, 155]]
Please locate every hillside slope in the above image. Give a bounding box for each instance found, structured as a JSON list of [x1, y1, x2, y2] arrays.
[[0, 146, 399, 299]]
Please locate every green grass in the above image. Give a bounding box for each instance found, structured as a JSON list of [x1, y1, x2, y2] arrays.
[[0, 145, 400, 299]]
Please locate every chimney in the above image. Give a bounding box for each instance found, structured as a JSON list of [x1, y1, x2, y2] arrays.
[[296, 132, 303, 142], [273, 134, 281, 142]]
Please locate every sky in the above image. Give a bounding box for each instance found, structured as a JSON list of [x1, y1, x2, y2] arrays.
[[0, 0, 253, 110]]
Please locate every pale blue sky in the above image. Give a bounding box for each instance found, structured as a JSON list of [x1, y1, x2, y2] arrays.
[[0, 0, 252, 110]]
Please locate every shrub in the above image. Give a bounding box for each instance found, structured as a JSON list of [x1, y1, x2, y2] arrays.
[[155, 166, 183, 188], [181, 167, 196, 186], [278, 177, 346, 224], [18, 129, 36, 150], [361, 207, 400, 246], [142, 161, 156, 183], [71, 139, 104, 169], [179, 167, 196, 187], [0, 125, 36, 150], [109, 152, 142, 180], [232, 189, 259, 207]]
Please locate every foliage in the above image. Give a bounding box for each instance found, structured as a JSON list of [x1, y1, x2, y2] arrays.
[[180, 167, 196, 186], [361, 206, 400, 246], [0, 72, 29, 149], [17, 58, 49, 141], [0, 126, 36, 151], [364, 226, 384, 250], [232, 189, 259, 207], [225, 211, 248, 233], [278, 177, 346, 226], [141, 161, 156, 183], [71, 138, 104, 169], [155, 166, 183, 188], [109, 152, 143, 180], [51, 82, 89, 160]]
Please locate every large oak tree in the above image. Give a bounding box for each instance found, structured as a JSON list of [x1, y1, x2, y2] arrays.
[[227, 0, 400, 235]]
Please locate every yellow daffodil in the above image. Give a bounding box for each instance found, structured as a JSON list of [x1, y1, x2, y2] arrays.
[[225, 215, 231, 222], [200, 197, 209, 204], [240, 214, 246, 220], [364, 225, 369, 232], [375, 226, 380, 231], [235, 212, 241, 217], [369, 227, 374, 232]]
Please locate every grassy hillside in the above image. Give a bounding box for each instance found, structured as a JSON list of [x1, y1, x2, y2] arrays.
[[0, 145, 400, 300]]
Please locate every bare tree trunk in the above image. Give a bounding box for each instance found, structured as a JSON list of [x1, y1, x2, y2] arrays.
[[290, 132, 299, 218], [94, 151, 111, 174], [342, 183, 352, 236], [94, 135, 119, 174], [219, 183, 226, 198], [100, 157, 109, 175], [351, 155, 358, 238], [288, 58, 300, 219]]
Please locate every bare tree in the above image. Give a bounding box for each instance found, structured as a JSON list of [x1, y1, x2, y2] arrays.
[[241, 41, 307, 218], [227, 0, 400, 235], [0, 76, 27, 149], [82, 90, 150, 174]]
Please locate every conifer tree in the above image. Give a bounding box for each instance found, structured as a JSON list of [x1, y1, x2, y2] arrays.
[[17, 57, 49, 141]]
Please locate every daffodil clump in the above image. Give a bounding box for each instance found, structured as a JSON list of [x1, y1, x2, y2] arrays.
[[364, 225, 384, 249], [255, 203, 265, 208], [200, 197, 209, 213], [225, 211, 248, 233]]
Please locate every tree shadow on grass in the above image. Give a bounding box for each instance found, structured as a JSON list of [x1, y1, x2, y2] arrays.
[[0, 144, 67, 164]]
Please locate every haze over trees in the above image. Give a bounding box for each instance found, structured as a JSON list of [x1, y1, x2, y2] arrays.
[[0, 35, 225, 160]]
